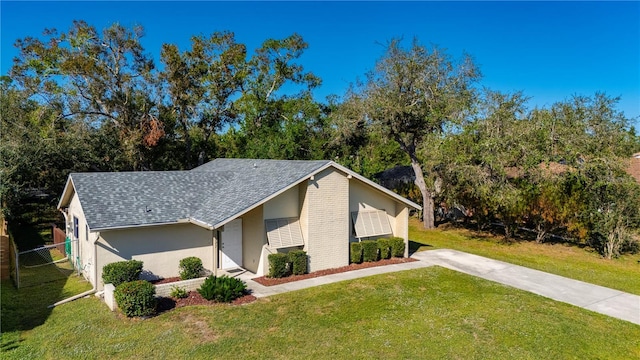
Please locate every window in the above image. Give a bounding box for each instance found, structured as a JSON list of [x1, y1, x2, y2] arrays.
[[265, 218, 304, 249], [73, 216, 79, 239], [351, 210, 392, 239], [85, 224, 89, 241]]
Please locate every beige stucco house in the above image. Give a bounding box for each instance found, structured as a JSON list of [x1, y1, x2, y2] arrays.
[[57, 159, 421, 290]]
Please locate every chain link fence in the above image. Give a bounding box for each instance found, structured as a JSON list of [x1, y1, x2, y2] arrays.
[[14, 239, 78, 288]]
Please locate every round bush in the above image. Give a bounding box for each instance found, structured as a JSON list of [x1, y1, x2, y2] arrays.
[[179, 256, 203, 280], [114, 280, 156, 317], [102, 260, 143, 287]]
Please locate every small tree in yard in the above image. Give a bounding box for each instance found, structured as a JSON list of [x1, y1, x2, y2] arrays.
[[583, 163, 640, 259]]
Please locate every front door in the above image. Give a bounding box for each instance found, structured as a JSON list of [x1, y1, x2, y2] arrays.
[[220, 218, 243, 269]]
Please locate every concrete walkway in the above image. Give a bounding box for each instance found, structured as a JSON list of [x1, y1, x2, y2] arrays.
[[243, 249, 640, 325], [243, 260, 431, 298]]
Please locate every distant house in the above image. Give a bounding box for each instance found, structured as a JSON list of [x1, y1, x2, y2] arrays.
[[627, 154, 640, 183], [57, 159, 421, 290]]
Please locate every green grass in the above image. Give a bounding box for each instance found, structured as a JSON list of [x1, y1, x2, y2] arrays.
[[1, 273, 92, 351], [410, 219, 640, 295], [1, 267, 638, 359]]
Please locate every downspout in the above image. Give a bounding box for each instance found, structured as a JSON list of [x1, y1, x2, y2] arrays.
[[93, 232, 99, 291], [48, 286, 96, 308], [213, 230, 218, 277]]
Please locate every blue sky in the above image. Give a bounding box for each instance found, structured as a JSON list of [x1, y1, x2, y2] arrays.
[[2, 1, 639, 123]]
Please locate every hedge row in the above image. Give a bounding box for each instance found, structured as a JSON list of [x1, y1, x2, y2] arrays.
[[268, 250, 308, 278], [350, 237, 405, 264]]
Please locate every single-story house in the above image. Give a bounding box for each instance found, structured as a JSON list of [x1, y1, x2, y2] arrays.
[[57, 159, 421, 290]]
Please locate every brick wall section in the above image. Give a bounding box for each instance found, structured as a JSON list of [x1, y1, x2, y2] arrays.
[[1, 220, 9, 280], [305, 168, 349, 272], [154, 277, 207, 297], [52, 225, 66, 255]]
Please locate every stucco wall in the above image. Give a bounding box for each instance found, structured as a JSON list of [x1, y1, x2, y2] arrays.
[[348, 179, 398, 242], [95, 223, 213, 290], [67, 191, 97, 285], [395, 203, 409, 257], [242, 205, 265, 275], [263, 185, 299, 219], [305, 168, 349, 271]]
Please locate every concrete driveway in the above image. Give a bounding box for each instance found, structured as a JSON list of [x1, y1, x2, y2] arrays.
[[412, 249, 640, 325]]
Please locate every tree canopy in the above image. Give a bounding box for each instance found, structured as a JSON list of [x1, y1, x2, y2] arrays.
[[2, 21, 639, 258]]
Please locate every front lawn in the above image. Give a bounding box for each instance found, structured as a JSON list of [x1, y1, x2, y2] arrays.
[[410, 219, 640, 295], [2, 267, 638, 359]]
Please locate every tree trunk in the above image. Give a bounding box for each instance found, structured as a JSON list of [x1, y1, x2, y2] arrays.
[[535, 223, 547, 243], [410, 157, 435, 229]]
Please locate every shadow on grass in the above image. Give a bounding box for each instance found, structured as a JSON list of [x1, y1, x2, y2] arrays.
[[1, 223, 89, 353], [409, 240, 432, 256], [10, 222, 48, 251], [437, 219, 590, 250], [156, 297, 177, 314]]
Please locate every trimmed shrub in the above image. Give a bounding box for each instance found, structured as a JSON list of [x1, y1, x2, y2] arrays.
[[361, 240, 379, 262], [197, 275, 247, 302], [288, 250, 308, 275], [114, 280, 156, 317], [170, 285, 188, 299], [102, 260, 143, 287], [377, 238, 391, 259], [179, 256, 203, 280], [268, 253, 290, 278], [389, 237, 405, 257], [350, 242, 363, 264]]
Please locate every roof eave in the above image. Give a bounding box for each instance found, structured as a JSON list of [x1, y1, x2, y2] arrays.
[[91, 220, 187, 232], [56, 176, 75, 210]]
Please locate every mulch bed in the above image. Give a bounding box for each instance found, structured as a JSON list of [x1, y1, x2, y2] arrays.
[[252, 257, 418, 286], [150, 277, 182, 285]]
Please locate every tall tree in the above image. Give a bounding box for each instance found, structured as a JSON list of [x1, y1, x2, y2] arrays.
[[10, 21, 161, 170], [229, 34, 323, 159], [346, 39, 480, 228], [160, 31, 246, 167], [0, 78, 93, 220]]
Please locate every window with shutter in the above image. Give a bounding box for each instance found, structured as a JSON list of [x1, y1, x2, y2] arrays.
[[351, 210, 392, 238], [265, 217, 305, 249]]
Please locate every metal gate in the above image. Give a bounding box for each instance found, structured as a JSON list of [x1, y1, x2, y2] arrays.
[[13, 238, 78, 288]]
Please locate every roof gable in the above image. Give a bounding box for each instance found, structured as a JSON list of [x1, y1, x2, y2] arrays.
[[58, 158, 419, 231]]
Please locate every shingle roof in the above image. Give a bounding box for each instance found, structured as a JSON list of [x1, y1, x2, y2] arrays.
[[66, 159, 330, 231]]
